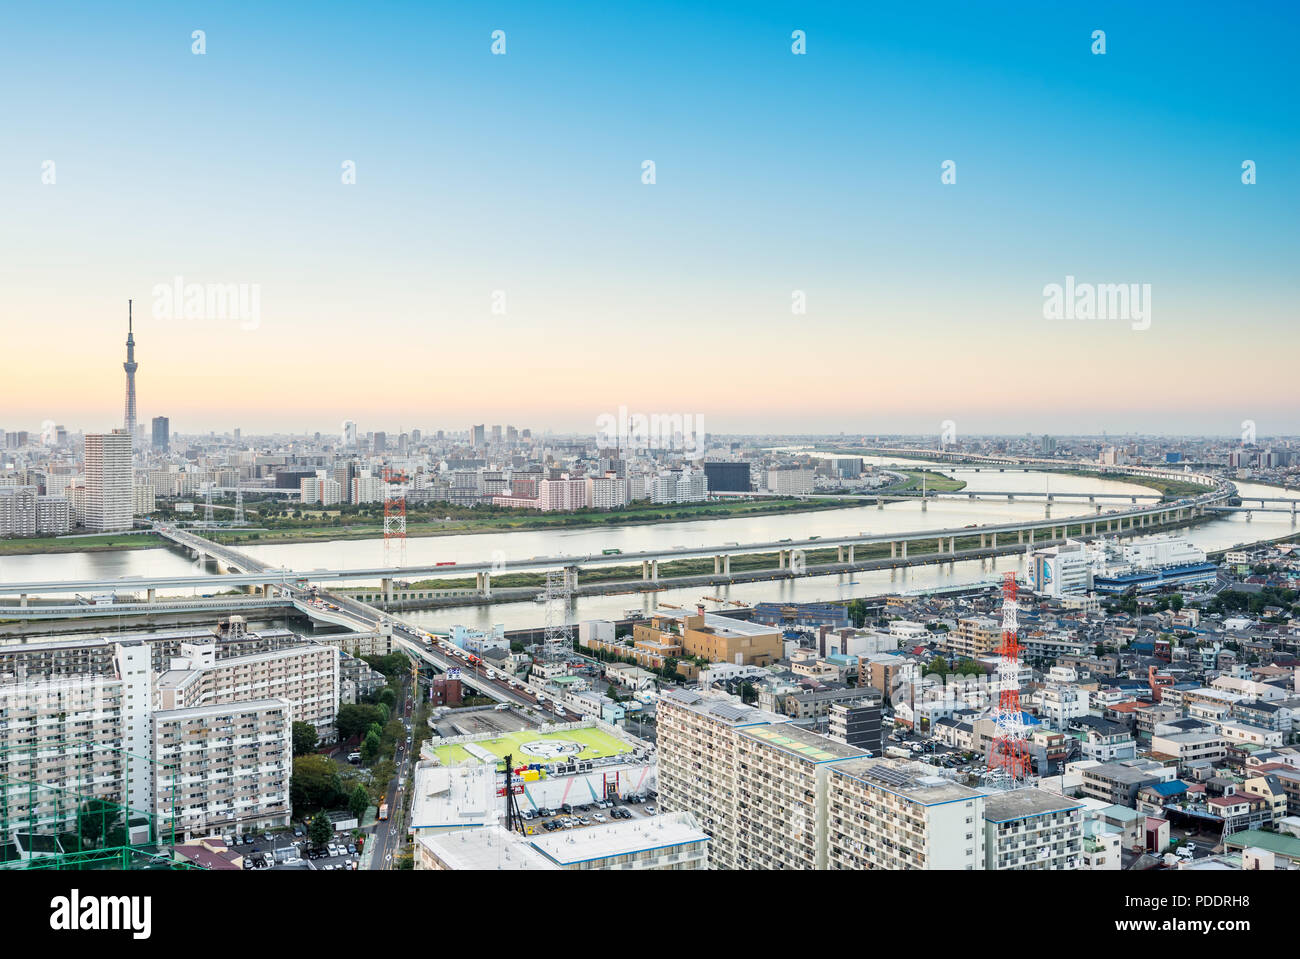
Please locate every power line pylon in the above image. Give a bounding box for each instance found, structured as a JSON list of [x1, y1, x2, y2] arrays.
[[383, 467, 407, 567], [987, 571, 1033, 790], [541, 568, 573, 662]]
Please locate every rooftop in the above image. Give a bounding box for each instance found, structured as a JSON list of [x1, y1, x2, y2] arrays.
[[527, 811, 710, 866], [982, 787, 1084, 823]]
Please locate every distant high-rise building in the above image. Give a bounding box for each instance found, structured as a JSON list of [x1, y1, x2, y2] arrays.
[[152, 416, 170, 452], [491, 425, 503, 445], [343, 420, 357, 448], [472, 424, 486, 448], [85, 430, 133, 531], [372, 431, 387, 453], [704, 461, 751, 493], [122, 301, 139, 450]]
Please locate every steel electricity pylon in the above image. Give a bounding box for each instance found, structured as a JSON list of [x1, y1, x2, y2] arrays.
[[986, 571, 1033, 790]]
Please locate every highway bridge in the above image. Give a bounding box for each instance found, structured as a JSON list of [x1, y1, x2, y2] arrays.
[[0, 470, 1232, 601], [714, 489, 1164, 503]]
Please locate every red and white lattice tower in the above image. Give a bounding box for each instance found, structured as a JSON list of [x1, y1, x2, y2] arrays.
[[987, 571, 1033, 790], [382, 467, 407, 567]]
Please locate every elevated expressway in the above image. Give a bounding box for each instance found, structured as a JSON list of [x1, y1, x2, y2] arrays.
[[0, 465, 1234, 604]]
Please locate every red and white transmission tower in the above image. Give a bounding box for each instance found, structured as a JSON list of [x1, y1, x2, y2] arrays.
[[987, 571, 1032, 790], [382, 467, 407, 567]]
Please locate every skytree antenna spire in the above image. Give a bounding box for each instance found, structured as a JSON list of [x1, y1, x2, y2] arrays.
[[123, 299, 139, 449]]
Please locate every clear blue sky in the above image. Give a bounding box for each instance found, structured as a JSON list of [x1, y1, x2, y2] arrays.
[[1, 1, 1296, 436]]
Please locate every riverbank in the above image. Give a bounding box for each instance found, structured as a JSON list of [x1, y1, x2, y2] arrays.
[[0, 532, 161, 556], [199, 497, 862, 547]]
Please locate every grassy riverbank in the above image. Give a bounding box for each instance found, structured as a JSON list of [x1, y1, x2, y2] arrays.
[[200, 497, 862, 547], [0, 532, 161, 556]]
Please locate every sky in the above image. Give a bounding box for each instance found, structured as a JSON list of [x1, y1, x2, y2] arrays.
[[1, 1, 1297, 438]]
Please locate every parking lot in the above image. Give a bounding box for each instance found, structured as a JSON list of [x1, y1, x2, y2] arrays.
[[521, 790, 659, 836], [227, 829, 363, 871]]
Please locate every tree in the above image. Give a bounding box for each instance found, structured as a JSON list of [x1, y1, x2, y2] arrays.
[[291, 754, 344, 813], [309, 812, 333, 847], [292, 721, 319, 757], [379, 687, 398, 711], [337, 703, 386, 741], [361, 730, 381, 763], [348, 784, 370, 821], [77, 799, 119, 848]]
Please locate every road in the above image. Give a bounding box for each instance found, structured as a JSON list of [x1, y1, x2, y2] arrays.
[[293, 585, 571, 719]]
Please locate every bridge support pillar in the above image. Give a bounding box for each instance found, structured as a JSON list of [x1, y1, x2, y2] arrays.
[[723, 555, 731, 575], [642, 561, 650, 580], [1045, 503, 1051, 519], [147, 588, 156, 604], [877, 498, 884, 510], [1029, 528, 1035, 545], [991, 533, 997, 549], [482, 571, 493, 598], [383, 578, 393, 604], [778, 550, 787, 570], [847, 545, 854, 565], [20, 593, 27, 608], [651, 560, 659, 580], [900, 541, 907, 559], [890, 542, 897, 559], [714, 555, 722, 575], [948, 537, 955, 554], [936, 537, 944, 555], [837, 546, 844, 563], [1017, 530, 1023, 545], [565, 566, 577, 592]]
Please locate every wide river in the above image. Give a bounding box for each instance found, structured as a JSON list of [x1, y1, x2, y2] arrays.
[[3, 459, 1296, 633]]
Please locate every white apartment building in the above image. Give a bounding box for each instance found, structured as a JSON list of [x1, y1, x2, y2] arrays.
[[656, 689, 789, 869], [538, 477, 587, 511], [586, 473, 627, 510], [84, 430, 133, 531], [36, 494, 72, 535], [0, 486, 38, 537], [0, 673, 128, 830], [300, 475, 343, 506], [133, 483, 156, 515], [651, 469, 708, 504], [766, 467, 814, 495], [155, 640, 339, 741], [733, 724, 866, 869], [982, 788, 1084, 870], [826, 758, 987, 870], [351, 473, 385, 505], [152, 698, 293, 840]]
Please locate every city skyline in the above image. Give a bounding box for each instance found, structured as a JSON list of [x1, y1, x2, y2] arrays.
[[2, 1, 1297, 434]]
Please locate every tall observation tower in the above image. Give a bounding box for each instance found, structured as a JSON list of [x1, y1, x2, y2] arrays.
[[122, 300, 138, 447]]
